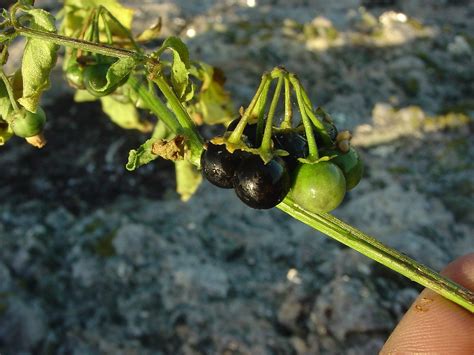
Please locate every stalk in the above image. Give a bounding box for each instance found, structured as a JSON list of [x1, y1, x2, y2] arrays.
[[0, 68, 20, 113], [127, 76, 181, 134], [260, 75, 283, 153], [278, 198, 474, 313], [152, 74, 204, 166], [228, 73, 270, 144], [281, 76, 292, 129], [17, 26, 142, 60], [290, 75, 319, 160]]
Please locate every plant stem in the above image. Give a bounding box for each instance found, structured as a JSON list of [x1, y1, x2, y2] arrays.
[[281, 76, 292, 129], [255, 80, 271, 146], [228, 73, 270, 144], [152, 74, 204, 166], [299, 86, 332, 146], [290, 75, 319, 160], [260, 75, 283, 154], [128, 76, 181, 134], [278, 198, 474, 313], [0, 68, 20, 113], [17, 26, 143, 60]]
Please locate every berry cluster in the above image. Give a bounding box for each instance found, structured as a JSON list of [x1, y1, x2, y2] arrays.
[[200, 69, 363, 212]]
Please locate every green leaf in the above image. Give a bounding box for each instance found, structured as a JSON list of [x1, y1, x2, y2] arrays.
[[62, 0, 134, 37], [0, 79, 13, 120], [187, 63, 235, 125], [155, 36, 191, 100], [100, 96, 152, 132], [175, 160, 202, 201], [18, 8, 59, 113], [125, 120, 171, 171]]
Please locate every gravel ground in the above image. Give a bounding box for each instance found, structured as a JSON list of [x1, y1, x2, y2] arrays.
[[0, 0, 473, 354]]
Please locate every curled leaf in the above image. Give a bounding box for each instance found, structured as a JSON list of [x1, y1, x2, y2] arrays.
[[154, 36, 191, 100], [88, 57, 136, 96], [18, 8, 59, 113], [125, 120, 171, 171]]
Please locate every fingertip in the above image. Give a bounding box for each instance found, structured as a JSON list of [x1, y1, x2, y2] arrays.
[[381, 253, 474, 354]]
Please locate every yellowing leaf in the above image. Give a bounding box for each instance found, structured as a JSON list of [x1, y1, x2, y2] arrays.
[[136, 19, 162, 42], [188, 63, 235, 125], [62, 0, 134, 37], [18, 8, 59, 113], [101, 96, 152, 132], [74, 89, 98, 102], [175, 160, 202, 201]]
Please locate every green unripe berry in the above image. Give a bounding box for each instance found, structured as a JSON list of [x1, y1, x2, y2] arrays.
[[289, 162, 346, 213], [65, 63, 85, 89], [10, 107, 46, 138], [321, 147, 363, 191]]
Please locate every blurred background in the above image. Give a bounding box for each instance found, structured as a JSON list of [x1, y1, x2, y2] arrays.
[[0, 0, 473, 354]]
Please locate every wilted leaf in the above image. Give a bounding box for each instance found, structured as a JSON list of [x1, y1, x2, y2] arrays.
[[151, 135, 187, 161], [175, 160, 202, 201], [18, 8, 59, 113], [101, 96, 152, 132]]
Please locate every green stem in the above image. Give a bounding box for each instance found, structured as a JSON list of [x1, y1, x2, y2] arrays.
[[128, 76, 181, 134], [290, 75, 319, 160], [255, 80, 271, 147], [281, 76, 292, 129], [99, 10, 113, 45], [261, 75, 283, 153], [228, 73, 270, 144], [152, 74, 203, 166], [17, 26, 143, 60], [300, 86, 332, 146], [278, 198, 474, 313], [0, 68, 20, 113]]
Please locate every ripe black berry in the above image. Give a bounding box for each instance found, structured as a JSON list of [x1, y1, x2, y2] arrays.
[[233, 155, 290, 209], [201, 143, 244, 188], [273, 131, 308, 171]]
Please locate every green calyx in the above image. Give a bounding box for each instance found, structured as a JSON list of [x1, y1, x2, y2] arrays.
[[9, 106, 46, 138]]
